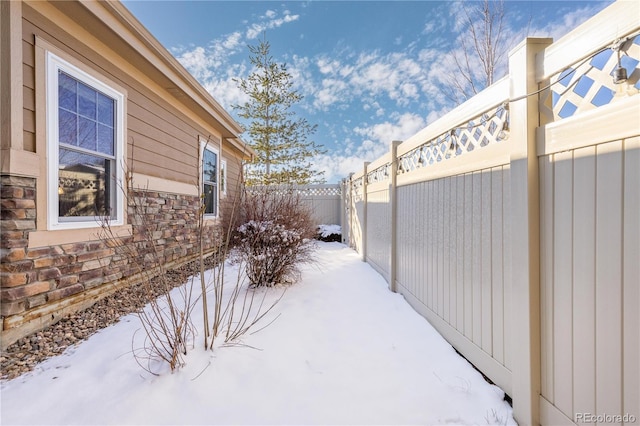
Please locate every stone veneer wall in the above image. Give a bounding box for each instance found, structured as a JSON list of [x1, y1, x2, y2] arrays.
[[1, 174, 219, 339]]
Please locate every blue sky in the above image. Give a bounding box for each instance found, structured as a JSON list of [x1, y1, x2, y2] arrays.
[[123, 0, 611, 183]]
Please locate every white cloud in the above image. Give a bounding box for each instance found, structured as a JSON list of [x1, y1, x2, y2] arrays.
[[222, 32, 243, 50], [169, 6, 304, 119], [448, 1, 468, 33], [308, 48, 446, 112], [312, 112, 428, 183], [288, 55, 318, 103], [176, 46, 216, 81], [314, 78, 348, 109], [246, 10, 300, 39], [204, 77, 247, 112], [317, 58, 341, 74], [529, 4, 607, 41]]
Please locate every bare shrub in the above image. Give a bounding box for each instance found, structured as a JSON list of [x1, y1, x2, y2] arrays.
[[97, 147, 297, 371], [224, 186, 317, 287], [99, 171, 200, 374], [205, 182, 290, 348]]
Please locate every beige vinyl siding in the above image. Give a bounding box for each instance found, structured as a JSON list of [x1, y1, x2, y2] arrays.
[[221, 148, 244, 197], [22, 16, 36, 153]]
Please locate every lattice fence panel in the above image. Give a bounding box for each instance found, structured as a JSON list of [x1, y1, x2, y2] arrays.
[[397, 104, 509, 175], [548, 35, 640, 121], [301, 186, 342, 197], [367, 163, 391, 184]]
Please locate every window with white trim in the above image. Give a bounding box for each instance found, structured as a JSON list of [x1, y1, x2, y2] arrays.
[[46, 52, 124, 229], [201, 142, 219, 217]]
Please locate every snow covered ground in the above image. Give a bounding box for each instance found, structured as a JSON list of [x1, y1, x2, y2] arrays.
[[1, 242, 515, 425], [317, 224, 341, 238]]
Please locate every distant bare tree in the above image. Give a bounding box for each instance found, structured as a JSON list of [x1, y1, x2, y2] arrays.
[[445, 0, 510, 104]]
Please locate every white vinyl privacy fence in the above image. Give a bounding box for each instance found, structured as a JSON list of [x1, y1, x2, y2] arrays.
[[342, 2, 639, 425], [297, 184, 342, 226], [248, 184, 343, 228]]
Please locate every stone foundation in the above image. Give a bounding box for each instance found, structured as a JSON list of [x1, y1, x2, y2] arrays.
[[1, 174, 220, 347]]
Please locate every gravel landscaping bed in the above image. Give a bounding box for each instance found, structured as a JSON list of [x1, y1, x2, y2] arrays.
[[1, 256, 216, 381]]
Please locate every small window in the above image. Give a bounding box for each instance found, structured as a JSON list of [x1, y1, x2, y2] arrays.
[[201, 143, 219, 216], [47, 52, 124, 229]]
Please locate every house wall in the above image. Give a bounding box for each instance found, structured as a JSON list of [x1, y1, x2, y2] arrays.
[[1, 1, 249, 348], [343, 2, 640, 424]]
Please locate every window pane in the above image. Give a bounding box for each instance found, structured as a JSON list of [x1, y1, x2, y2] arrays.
[[98, 124, 114, 156], [78, 116, 97, 151], [58, 148, 111, 218], [203, 149, 217, 183], [78, 82, 97, 119], [97, 93, 114, 125], [58, 72, 77, 112], [203, 183, 217, 215], [59, 109, 77, 145]]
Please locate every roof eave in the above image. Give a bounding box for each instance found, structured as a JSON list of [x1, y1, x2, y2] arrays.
[[81, 0, 245, 139]]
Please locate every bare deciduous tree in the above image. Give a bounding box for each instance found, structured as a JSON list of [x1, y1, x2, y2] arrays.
[[445, 0, 510, 104]]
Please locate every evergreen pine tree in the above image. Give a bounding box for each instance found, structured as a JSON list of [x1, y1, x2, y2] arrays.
[[233, 35, 326, 185]]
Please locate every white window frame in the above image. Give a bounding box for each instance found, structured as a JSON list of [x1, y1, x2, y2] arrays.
[[46, 52, 125, 230], [199, 139, 220, 218]]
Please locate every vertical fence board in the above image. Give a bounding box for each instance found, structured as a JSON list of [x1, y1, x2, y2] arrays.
[[464, 173, 473, 339], [472, 172, 483, 345], [456, 175, 466, 330], [426, 181, 433, 310], [402, 185, 409, 295], [413, 183, 420, 300], [552, 149, 574, 417], [444, 177, 452, 324], [398, 187, 405, 291], [409, 184, 416, 299], [434, 179, 440, 317], [595, 141, 623, 424], [502, 164, 512, 372], [408, 184, 415, 297], [572, 146, 596, 418], [622, 137, 640, 424], [491, 166, 504, 364], [448, 177, 456, 326], [482, 169, 493, 354], [539, 155, 555, 402], [426, 181, 432, 304], [420, 183, 426, 304], [408, 184, 415, 298], [438, 178, 445, 318], [435, 180, 440, 316]]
